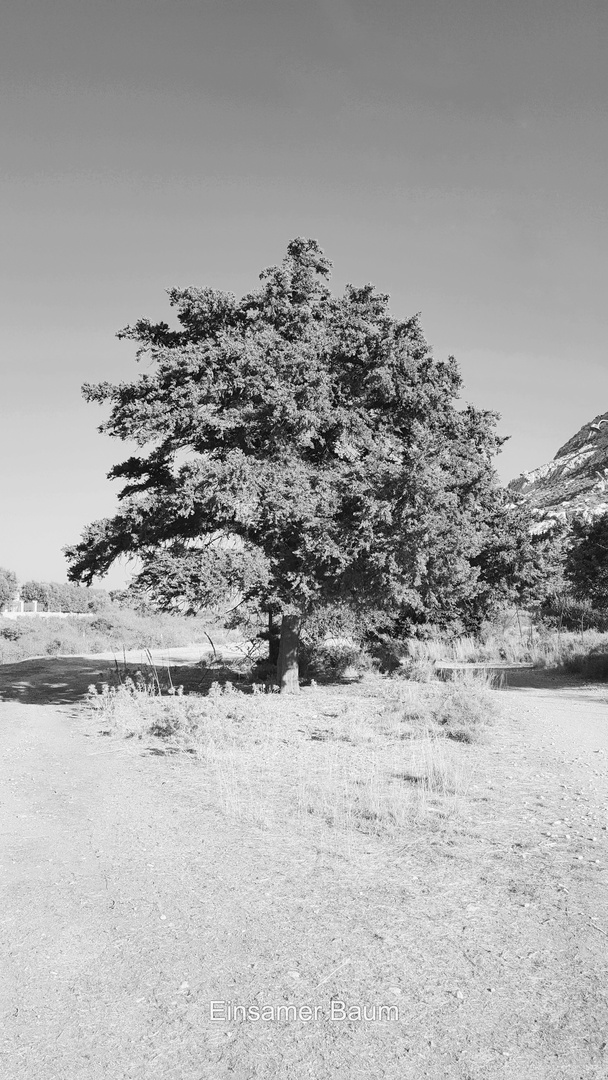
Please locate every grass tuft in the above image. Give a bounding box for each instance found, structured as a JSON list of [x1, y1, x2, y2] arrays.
[[87, 669, 498, 841], [399, 619, 608, 673]]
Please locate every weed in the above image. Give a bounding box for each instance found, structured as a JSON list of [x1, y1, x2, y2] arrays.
[[396, 619, 608, 674], [87, 669, 497, 841]]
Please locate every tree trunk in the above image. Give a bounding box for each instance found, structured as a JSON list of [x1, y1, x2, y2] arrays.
[[267, 612, 280, 666], [277, 614, 301, 694]]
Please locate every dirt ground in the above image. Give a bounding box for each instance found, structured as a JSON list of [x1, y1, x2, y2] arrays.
[[1, 656, 607, 1079]]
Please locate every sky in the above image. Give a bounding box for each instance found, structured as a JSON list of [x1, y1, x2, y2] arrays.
[[1, 0, 607, 588]]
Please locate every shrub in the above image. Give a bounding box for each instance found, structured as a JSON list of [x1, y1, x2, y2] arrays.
[[89, 616, 115, 634], [0, 622, 28, 641], [536, 594, 608, 632], [299, 639, 375, 681], [46, 638, 65, 655], [428, 673, 499, 742], [389, 671, 499, 743], [295, 602, 378, 681]]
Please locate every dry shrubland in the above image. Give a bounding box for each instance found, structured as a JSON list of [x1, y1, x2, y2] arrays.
[[0, 609, 239, 664], [87, 669, 499, 844]]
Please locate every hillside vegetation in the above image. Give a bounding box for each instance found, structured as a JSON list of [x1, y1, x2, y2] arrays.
[[0, 607, 234, 665]]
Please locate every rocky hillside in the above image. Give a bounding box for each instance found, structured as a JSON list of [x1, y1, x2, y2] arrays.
[[508, 411, 608, 533]]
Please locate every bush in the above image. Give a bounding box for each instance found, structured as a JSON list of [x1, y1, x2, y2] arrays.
[[299, 639, 375, 681], [428, 673, 499, 742], [536, 594, 608, 632], [46, 638, 65, 655], [89, 617, 116, 635], [295, 603, 378, 681], [0, 622, 29, 641]]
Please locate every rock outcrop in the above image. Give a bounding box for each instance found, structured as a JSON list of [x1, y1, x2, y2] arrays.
[[508, 412, 608, 534]]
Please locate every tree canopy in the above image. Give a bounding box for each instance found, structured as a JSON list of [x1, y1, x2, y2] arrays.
[[0, 567, 17, 612], [65, 238, 532, 689], [20, 580, 109, 613], [565, 513, 608, 608]]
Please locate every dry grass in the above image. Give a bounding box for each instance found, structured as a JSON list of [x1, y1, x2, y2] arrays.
[[0, 609, 242, 664], [402, 621, 608, 673], [87, 671, 499, 844], [5, 656, 608, 1078]]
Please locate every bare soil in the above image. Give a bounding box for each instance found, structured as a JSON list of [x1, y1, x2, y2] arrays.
[[1, 657, 607, 1079]]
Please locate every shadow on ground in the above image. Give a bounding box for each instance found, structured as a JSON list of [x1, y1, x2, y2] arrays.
[[0, 657, 117, 705], [490, 666, 608, 705], [1, 655, 604, 707], [431, 662, 608, 704], [0, 657, 254, 706]]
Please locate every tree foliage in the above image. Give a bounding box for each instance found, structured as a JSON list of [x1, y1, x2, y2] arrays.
[[565, 513, 608, 608], [0, 567, 17, 612], [506, 519, 569, 611], [65, 238, 534, 684], [20, 580, 109, 613]]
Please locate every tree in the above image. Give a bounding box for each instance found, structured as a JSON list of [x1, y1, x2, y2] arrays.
[[0, 567, 17, 612], [65, 238, 530, 691], [20, 580, 54, 610], [473, 511, 569, 617], [21, 580, 109, 613], [565, 513, 608, 608]]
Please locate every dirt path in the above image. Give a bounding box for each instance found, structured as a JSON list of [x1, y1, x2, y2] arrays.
[[1, 660, 607, 1079]]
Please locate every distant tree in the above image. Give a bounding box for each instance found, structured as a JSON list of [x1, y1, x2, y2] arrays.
[[65, 238, 532, 691], [0, 567, 17, 612], [504, 517, 569, 612], [565, 513, 608, 608], [21, 580, 53, 609], [85, 588, 111, 613], [21, 580, 109, 613]]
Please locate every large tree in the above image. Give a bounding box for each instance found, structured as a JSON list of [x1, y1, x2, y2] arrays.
[[66, 238, 529, 691]]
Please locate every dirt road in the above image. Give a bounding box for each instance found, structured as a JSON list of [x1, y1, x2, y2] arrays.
[[1, 659, 607, 1079]]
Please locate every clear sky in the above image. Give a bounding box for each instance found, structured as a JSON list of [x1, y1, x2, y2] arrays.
[[1, 0, 607, 587]]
